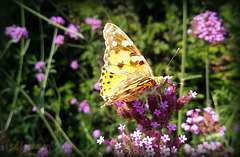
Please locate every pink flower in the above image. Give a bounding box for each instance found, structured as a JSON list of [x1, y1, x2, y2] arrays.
[[78, 100, 91, 114], [32, 107, 37, 112], [34, 61, 45, 72], [61, 141, 72, 156], [106, 145, 112, 152], [37, 147, 48, 157], [36, 73, 45, 82], [55, 34, 64, 45], [70, 98, 77, 105], [5, 25, 28, 42], [23, 144, 31, 152], [64, 24, 80, 40], [188, 10, 227, 46], [94, 82, 100, 91], [85, 18, 102, 30], [70, 60, 78, 70], [49, 16, 65, 25], [93, 129, 101, 138]]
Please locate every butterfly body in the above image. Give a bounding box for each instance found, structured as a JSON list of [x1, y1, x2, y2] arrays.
[[99, 23, 166, 108]]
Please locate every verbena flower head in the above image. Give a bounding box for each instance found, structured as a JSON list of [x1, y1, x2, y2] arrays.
[[55, 34, 64, 45], [78, 100, 91, 114], [97, 76, 196, 156], [93, 129, 101, 138], [49, 16, 65, 25], [36, 73, 45, 82], [34, 61, 45, 72], [184, 141, 234, 156], [61, 141, 72, 156], [5, 24, 28, 42], [188, 10, 227, 46], [70, 60, 78, 70], [182, 107, 226, 137], [70, 98, 77, 105], [37, 147, 48, 157], [94, 82, 100, 91], [23, 144, 31, 152], [64, 24, 80, 40], [32, 107, 37, 112], [85, 17, 102, 30]]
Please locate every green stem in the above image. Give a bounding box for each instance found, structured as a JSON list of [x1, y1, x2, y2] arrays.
[[4, 1, 25, 131], [44, 111, 85, 156], [178, 0, 187, 136], [206, 44, 210, 106], [0, 39, 16, 60], [0, 67, 61, 146], [20, 89, 60, 146], [36, 6, 45, 61], [13, 0, 84, 39], [40, 27, 58, 107]]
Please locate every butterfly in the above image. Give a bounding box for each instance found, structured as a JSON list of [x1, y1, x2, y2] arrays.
[[99, 23, 166, 108]]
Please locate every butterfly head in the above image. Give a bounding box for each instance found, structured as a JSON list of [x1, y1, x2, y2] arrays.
[[153, 76, 167, 86]]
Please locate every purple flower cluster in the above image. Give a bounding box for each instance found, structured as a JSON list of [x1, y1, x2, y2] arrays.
[[97, 123, 187, 156], [70, 98, 77, 105], [64, 24, 80, 40], [93, 129, 101, 138], [23, 144, 31, 152], [49, 16, 65, 25], [96, 77, 197, 156], [94, 82, 100, 91], [34, 61, 45, 72], [188, 10, 227, 46], [70, 98, 91, 114], [78, 100, 91, 114], [184, 141, 234, 156], [70, 60, 78, 70], [55, 34, 64, 45], [61, 141, 72, 156], [85, 18, 102, 30], [34, 61, 45, 83], [114, 76, 197, 131], [182, 107, 226, 137], [37, 147, 48, 157], [5, 24, 28, 42]]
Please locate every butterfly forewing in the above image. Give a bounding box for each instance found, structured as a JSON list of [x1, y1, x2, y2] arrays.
[[103, 23, 154, 77]]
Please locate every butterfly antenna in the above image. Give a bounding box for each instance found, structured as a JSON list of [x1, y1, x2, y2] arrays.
[[162, 48, 180, 76]]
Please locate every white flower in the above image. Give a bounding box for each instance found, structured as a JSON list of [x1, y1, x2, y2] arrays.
[[179, 135, 187, 143], [118, 123, 125, 131], [161, 134, 170, 143], [115, 143, 122, 150], [97, 136, 104, 145]]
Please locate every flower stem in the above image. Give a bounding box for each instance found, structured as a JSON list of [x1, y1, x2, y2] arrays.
[[39, 27, 58, 107], [206, 44, 211, 106], [178, 0, 187, 136], [4, 1, 25, 132], [44, 111, 85, 156]]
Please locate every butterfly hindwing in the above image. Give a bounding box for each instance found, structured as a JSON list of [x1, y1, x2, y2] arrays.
[[99, 67, 128, 102], [103, 23, 154, 77]]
